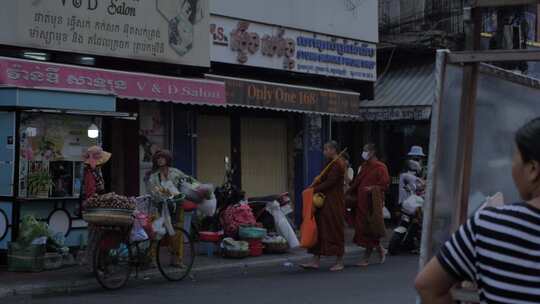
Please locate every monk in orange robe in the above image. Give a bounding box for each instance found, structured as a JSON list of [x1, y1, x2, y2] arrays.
[[349, 143, 390, 267], [301, 141, 346, 272]]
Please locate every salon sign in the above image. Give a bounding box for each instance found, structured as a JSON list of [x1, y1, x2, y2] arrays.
[[0, 0, 210, 67], [0, 57, 226, 105], [210, 15, 377, 81]]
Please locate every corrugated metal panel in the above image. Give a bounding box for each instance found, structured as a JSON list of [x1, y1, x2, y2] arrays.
[[361, 63, 435, 108]]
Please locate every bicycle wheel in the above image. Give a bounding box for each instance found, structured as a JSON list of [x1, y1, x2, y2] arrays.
[[156, 227, 195, 281], [93, 231, 132, 290]]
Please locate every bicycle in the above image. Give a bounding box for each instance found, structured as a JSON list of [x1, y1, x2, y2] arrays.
[[92, 195, 195, 290]]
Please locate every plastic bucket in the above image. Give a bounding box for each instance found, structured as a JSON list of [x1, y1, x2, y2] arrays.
[[248, 239, 264, 257]]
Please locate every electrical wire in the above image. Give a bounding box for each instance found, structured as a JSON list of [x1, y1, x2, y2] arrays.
[[376, 45, 397, 85]]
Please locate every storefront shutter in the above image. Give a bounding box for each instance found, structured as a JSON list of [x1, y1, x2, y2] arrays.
[[196, 115, 231, 186], [241, 118, 287, 197]]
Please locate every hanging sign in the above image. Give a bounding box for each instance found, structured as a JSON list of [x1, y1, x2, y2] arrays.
[[210, 16, 377, 82], [357, 107, 432, 121], [0, 57, 226, 105], [209, 75, 360, 115]]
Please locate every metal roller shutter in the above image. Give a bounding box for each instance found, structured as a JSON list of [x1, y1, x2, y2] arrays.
[[196, 115, 231, 186], [241, 118, 287, 197]]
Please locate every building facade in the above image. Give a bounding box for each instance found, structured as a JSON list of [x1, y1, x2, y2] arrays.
[[0, 0, 379, 260]]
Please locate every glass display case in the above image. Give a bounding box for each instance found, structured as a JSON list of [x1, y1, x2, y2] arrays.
[[18, 113, 102, 199]]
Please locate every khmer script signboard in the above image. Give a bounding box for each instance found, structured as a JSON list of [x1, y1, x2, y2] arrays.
[[210, 15, 377, 82], [0, 0, 210, 67]]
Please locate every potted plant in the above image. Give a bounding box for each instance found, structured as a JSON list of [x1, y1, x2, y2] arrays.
[[28, 170, 53, 198]]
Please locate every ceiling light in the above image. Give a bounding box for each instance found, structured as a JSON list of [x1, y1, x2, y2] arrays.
[[87, 124, 99, 139]]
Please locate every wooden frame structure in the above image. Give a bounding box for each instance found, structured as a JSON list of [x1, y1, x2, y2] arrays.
[[419, 49, 540, 303]]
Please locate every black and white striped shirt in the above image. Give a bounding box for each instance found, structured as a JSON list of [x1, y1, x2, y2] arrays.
[[438, 203, 540, 304]]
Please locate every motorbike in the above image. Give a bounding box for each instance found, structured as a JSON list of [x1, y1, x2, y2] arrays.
[[213, 157, 295, 232], [197, 157, 245, 231], [388, 184, 424, 255]]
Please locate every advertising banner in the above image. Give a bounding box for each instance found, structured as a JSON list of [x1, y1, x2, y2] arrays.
[[209, 75, 360, 115], [0, 57, 225, 105], [0, 0, 210, 67], [210, 16, 376, 82]]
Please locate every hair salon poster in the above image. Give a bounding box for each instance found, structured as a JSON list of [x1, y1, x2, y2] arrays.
[[0, 0, 210, 67]]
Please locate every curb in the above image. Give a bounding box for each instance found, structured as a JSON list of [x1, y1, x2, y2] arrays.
[[1, 246, 364, 299]]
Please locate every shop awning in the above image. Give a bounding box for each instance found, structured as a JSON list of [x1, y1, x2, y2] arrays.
[[357, 63, 435, 121], [206, 74, 361, 117], [0, 57, 226, 106]]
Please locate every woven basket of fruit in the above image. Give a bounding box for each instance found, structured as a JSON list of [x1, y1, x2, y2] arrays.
[[83, 193, 135, 227]]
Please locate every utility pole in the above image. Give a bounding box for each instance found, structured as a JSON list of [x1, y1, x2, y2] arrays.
[[463, 2, 482, 51], [451, 0, 481, 231]]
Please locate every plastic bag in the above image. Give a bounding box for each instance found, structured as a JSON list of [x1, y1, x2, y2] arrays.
[[199, 195, 217, 217], [130, 212, 149, 242], [152, 216, 166, 239], [162, 201, 175, 236], [402, 194, 424, 215]]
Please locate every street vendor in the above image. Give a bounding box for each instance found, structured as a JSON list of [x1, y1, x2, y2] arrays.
[[146, 149, 195, 196], [81, 146, 111, 271]]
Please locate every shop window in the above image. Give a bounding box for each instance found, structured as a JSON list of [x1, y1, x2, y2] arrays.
[[139, 103, 170, 194], [19, 113, 101, 199]]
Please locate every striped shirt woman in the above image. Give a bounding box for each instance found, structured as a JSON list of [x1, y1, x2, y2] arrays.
[[415, 117, 540, 304], [438, 203, 540, 303]]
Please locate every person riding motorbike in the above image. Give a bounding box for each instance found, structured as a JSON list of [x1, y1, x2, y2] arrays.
[[398, 160, 425, 206], [389, 160, 425, 255]]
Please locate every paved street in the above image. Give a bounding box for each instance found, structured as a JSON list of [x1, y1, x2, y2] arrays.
[[5, 255, 419, 304]]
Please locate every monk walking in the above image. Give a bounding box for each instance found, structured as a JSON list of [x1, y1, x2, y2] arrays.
[[349, 143, 390, 267], [301, 141, 346, 272]]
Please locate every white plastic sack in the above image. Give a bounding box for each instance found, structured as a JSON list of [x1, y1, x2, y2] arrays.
[[402, 194, 424, 215], [130, 213, 149, 242], [266, 201, 300, 248], [383, 207, 391, 220], [152, 216, 166, 239], [130, 225, 148, 242], [199, 196, 217, 217], [162, 201, 175, 236]]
